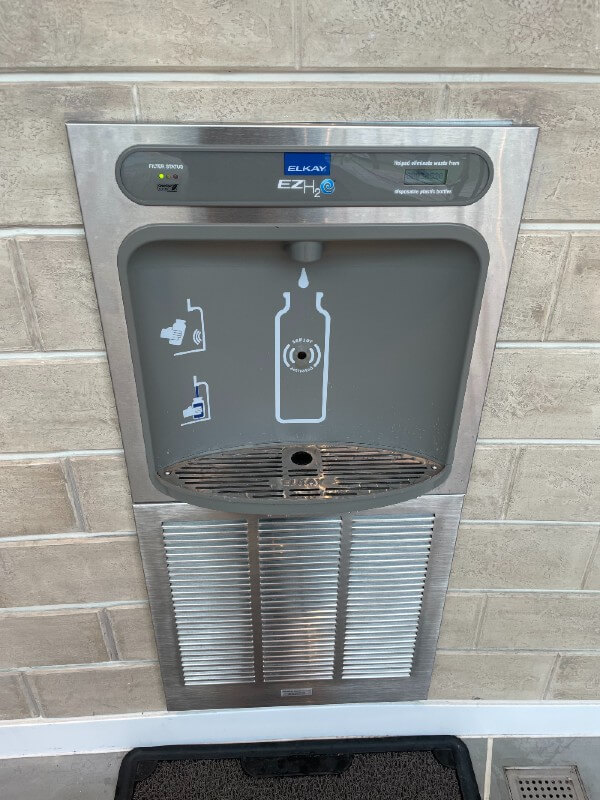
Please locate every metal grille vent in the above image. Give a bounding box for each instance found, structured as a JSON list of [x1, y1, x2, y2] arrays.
[[505, 767, 589, 800], [258, 517, 342, 682], [162, 520, 254, 686], [158, 444, 443, 502], [342, 515, 434, 679]]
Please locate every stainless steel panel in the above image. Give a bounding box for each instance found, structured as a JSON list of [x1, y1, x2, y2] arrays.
[[67, 123, 538, 504], [68, 122, 536, 710], [134, 493, 462, 709]]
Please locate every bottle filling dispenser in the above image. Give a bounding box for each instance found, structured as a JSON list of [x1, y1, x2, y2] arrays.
[[68, 122, 537, 709]]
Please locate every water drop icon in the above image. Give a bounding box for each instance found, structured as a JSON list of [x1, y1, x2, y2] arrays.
[[298, 267, 309, 288]]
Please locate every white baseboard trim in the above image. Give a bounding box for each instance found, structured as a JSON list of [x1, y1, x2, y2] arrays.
[[2, 702, 600, 759]]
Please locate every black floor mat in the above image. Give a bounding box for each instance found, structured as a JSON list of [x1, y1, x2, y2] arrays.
[[115, 737, 480, 800]]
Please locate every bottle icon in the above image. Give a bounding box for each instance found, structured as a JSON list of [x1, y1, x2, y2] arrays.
[[181, 377, 211, 425], [275, 268, 331, 423]]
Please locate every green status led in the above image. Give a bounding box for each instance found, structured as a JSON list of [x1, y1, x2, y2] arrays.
[[158, 173, 165, 179]]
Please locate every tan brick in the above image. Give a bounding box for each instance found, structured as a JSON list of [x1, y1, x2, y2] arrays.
[[549, 234, 600, 341], [548, 655, 600, 700], [18, 237, 104, 351], [0, 85, 134, 225], [301, 1, 598, 70], [0, 460, 76, 536], [0, 674, 33, 719], [0, 1, 294, 69], [70, 456, 134, 532], [137, 84, 445, 124], [0, 358, 121, 452], [107, 606, 157, 661], [32, 664, 166, 717], [0, 240, 31, 351], [479, 593, 600, 650], [447, 85, 600, 221], [480, 350, 600, 439], [507, 446, 600, 521], [0, 537, 147, 607], [462, 446, 517, 520], [437, 593, 485, 649], [450, 524, 597, 590], [430, 652, 555, 700], [498, 233, 568, 341], [0, 610, 107, 668]]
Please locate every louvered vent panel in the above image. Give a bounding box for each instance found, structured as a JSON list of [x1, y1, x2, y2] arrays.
[[343, 515, 434, 679], [162, 520, 255, 686], [258, 518, 342, 682]]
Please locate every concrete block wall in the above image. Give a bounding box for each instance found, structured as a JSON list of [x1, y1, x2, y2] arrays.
[[0, 0, 599, 719]]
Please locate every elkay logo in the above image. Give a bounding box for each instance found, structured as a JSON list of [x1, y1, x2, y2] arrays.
[[284, 152, 331, 175]]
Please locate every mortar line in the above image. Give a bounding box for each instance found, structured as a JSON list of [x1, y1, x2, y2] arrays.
[[3, 70, 600, 83], [0, 449, 124, 461], [0, 227, 84, 237], [521, 222, 600, 230], [542, 653, 562, 700], [0, 350, 106, 361], [437, 83, 451, 118], [0, 659, 159, 674], [478, 438, 600, 445], [7, 239, 43, 351], [542, 232, 572, 340], [0, 531, 136, 544], [19, 673, 44, 718], [439, 647, 600, 654], [131, 84, 141, 122], [0, 601, 148, 614], [97, 608, 120, 661], [495, 342, 600, 349], [473, 594, 489, 647], [500, 447, 522, 520], [61, 457, 88, 532], [445, 589, 600, 595], [461, 519, 600, 526], [16, 672, 42, 718], [292, 0, 302, 70], [581, 528, 600, 589]]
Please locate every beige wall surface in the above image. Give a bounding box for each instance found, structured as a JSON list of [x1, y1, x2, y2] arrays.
[[0, 0, 599, 719]]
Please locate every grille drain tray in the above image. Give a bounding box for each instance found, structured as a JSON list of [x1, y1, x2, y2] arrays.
[[506, 766, 590, 800], [158, 443, 444, 502]]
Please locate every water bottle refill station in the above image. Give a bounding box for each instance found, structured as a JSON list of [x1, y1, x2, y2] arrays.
[[68, 123, 537, 710]]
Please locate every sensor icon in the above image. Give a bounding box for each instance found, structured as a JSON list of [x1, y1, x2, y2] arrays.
[[160, 319, 186, 346]]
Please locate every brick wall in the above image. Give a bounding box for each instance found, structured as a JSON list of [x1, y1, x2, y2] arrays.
[[0, 0, 599, 719]]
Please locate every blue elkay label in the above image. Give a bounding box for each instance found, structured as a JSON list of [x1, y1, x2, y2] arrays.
[[284, 152, 331, 175]]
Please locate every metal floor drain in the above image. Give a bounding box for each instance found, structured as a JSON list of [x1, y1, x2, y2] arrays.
[[505, 767, 589, 800]]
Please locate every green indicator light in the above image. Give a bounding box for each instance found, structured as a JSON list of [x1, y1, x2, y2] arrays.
[[158, 173, 164, 179]]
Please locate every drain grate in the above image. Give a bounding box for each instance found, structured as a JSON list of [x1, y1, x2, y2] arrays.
[[162, 520, 255, 686], [505, 767, 589, 800], [158, 443, 443, 503], [258, 517, 342, 682], [343, 515, 434, 678]]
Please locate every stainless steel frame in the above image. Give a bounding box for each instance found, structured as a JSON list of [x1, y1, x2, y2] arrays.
[[67, 123, 537, 709]]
